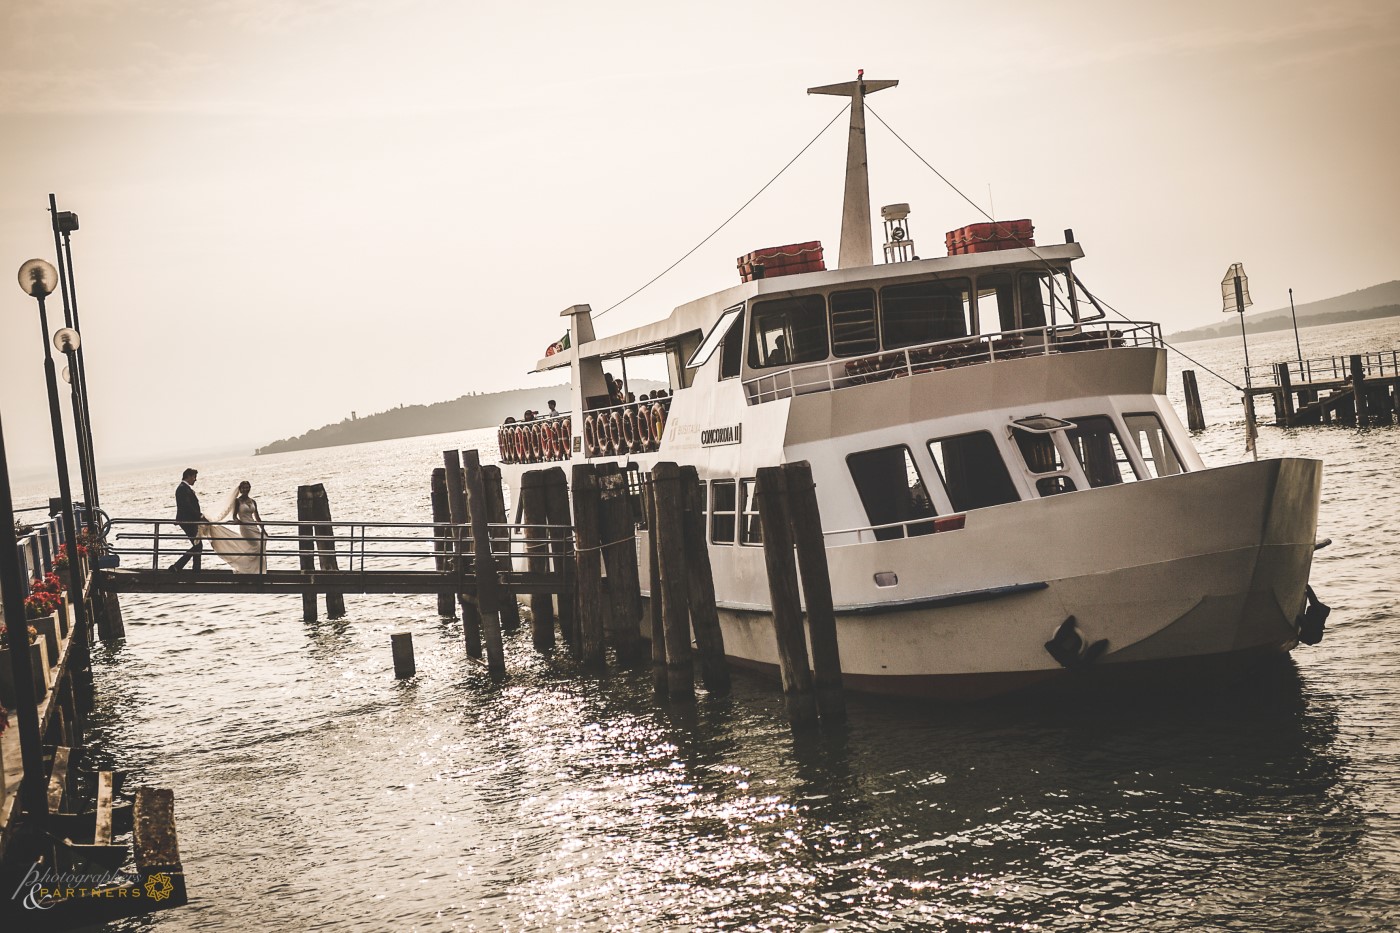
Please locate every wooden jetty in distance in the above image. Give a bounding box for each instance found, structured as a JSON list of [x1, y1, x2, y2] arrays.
[[1246, 350, 1400, 428]]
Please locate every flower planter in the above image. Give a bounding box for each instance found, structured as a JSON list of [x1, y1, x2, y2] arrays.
[[29, 641, 48, 703], [0, 647, 15, 709], [33, 613, 60, 665]]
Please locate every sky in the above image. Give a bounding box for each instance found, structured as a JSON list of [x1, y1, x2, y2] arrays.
[[1, 0, 1397, 477]]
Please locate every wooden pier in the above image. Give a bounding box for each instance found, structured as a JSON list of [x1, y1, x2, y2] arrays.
[[1247, 350, 1400, 428]]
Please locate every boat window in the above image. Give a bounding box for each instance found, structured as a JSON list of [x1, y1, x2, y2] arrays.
[[974, 273, 1016, 334], [1019, 269, 1077, 328], [1124, 413, 1185, 478], [1011, 426, 1077, 496], [830, 289, 879, 357], [686, 305, 744, 370], [739, 478, 763, 546], [1066, 415, 1138, 487], [847, 446, 937, 541], [880, 279, 970, 349], [720, 309, 745, 379], [710, 479, 737, 544], [928, 432, 1020, 512], [749, 295, 829, 369]]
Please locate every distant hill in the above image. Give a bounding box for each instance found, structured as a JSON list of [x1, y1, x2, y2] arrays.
[[1167, 281, 1400, 342], [255, 382, 664, 456]]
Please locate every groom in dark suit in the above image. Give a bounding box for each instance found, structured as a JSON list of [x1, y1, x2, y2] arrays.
[[169, 467, 208, 571]]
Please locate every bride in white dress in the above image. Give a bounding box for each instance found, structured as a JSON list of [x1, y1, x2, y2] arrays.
[[207, 481, 268, 573]]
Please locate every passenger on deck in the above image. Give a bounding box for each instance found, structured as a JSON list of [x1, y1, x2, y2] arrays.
[[523, 410, 535, 421], [547, 399, 559, 417]]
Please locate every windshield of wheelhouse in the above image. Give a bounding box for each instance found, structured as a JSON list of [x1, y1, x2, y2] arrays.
[[749, 295, 828, 368]]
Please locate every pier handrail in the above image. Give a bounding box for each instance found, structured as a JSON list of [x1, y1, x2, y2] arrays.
[[105, 516, 575, 575], [1247, 349, 1400, 386], [742, 319, 1162, 404]]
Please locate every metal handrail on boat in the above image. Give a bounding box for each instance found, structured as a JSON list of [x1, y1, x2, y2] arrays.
[[822, 513, 967, 547], [105, 517, 575, 574], [743, 320, 1162, 404]]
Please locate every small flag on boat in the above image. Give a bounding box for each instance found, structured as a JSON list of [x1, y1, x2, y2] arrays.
[[1221, 263, 1252, 313], [545, 331, 571, 356]]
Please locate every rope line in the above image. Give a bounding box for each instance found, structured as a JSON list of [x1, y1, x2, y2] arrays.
[[595, 103, 851, 321], [865, 103, 1243, 392], [574, 532, 637, 554]]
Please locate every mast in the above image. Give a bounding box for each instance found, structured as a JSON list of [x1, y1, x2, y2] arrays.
[[808, 70, 897, 269]]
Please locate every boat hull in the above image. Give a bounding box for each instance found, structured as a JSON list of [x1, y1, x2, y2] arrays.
[[703, 457, 1322, 701]]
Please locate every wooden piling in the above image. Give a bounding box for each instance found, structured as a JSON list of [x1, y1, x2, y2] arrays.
[[754, 466, 819, 729], [542, 467, 577, 652], [521, 470, 555, 651], [643, 478, 667, 695], [597, 464, 643, 664], [482, 465, 523, 633], [463, 449, 506, 675], [678, 465, 730, 696], [651, 462, 694, 701], [430, 468, 456, 618], [1182, 370, 1206, 431], [1351, 355, 1369, 426], [1276, 364, 1296, 427], [296, 485, 318, 623], [570, 463, 606, 668], [306, 484, 346, 619], [443, 451, 482, 659], [783, 461, 844, 722], [391, 632, 416, 679]]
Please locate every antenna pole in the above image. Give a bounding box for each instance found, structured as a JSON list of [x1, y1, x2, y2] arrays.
[[1288, 287, 1303, 361], [808, 72, 898, 269]]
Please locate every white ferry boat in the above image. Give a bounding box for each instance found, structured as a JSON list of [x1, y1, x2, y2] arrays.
[[496, 75, 1327, 700]]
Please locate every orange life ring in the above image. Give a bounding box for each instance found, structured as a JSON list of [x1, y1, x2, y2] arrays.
[[607, 411, 623, 456], [583, 414, 599, 458], [651, 402, 666, 445], [621, 408, 638, 452], [542, 421, 558, 459], [511, 426, 523, 462], [517, 425, 528, 462], [561, 417, 572, 459], [497, 427, 510, 462], [528, 423, 541, 461], [636, 407, 653, 451]]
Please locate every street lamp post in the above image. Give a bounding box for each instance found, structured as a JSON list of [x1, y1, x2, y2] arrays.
[[17, 259, 93, 677], [49, 197, 100, 530]]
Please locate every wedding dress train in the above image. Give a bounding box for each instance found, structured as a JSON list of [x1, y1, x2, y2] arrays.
[[206, 497, 267, 573]]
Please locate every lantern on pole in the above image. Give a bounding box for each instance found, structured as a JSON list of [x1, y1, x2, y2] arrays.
[[1222, 262, 1258, 458]]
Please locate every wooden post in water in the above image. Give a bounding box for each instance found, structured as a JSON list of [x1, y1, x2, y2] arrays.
[[463, 449, 506, 675], [482, 464, 522, 633], [783, 461, 844, 722], [542, 467, 577, 652], [1182, 370, 1206, 431], [679, 465, 730, 696], [754, 466, 819, 729], [391, 632, 415, 679], [651, 462, 694, 701], [570, 463, 606, 668], [296, 485, 318, 622], [1276, 363, 1296, 427], [443, 451, 482, 659], [643, 477, 667, 695], [431, 468, 456, 618], [597, 464, 643, 664], [306, 484, 346, 619], [520, 469, 555, 651], [1351, 355, 1369, 427]]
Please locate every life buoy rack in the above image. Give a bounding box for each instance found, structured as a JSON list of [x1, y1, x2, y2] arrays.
[[651, 402, 666, 446], [583, 414, 600, 458]]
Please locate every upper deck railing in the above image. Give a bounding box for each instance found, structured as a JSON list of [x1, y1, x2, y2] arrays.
[[1246, 349, 1400, 387], [742, 320, 1162, 404]]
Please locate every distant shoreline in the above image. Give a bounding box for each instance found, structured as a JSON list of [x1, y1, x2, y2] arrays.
[[1166, 302, 1400, 344]]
